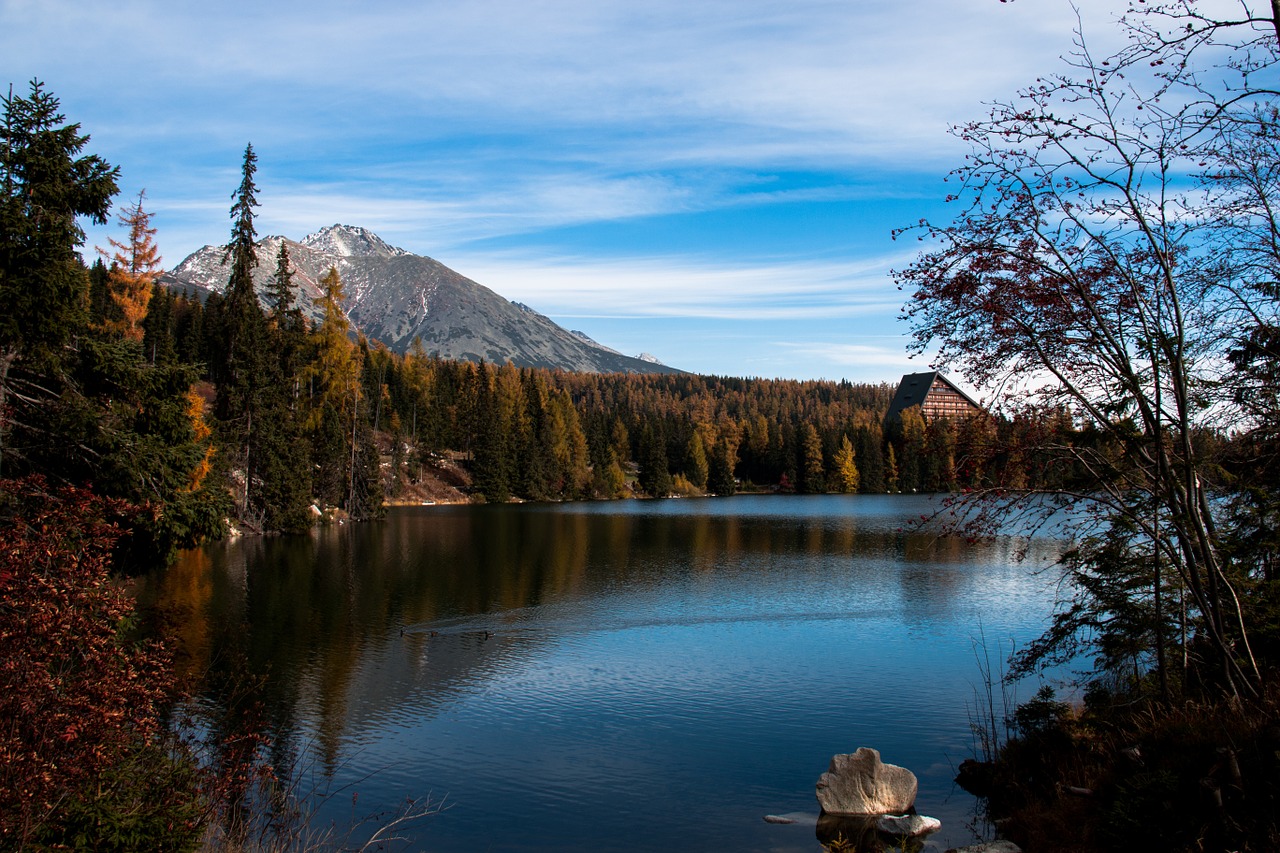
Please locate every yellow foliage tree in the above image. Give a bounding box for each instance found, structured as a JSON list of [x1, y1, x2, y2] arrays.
[[303, 266, 362, 429], [833, 434, 859, 493]]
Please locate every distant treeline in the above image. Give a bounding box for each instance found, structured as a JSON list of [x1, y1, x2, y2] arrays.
[[138, 271, 1094, 516]]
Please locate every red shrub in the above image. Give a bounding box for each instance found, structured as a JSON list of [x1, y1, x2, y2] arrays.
[[0, 477, 174, 845]]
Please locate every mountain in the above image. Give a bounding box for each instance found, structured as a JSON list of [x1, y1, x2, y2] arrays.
[[162, 224, 679, 374]]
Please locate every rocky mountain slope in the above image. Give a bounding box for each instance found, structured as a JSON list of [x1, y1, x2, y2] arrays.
[[162, 225, 679, 374]]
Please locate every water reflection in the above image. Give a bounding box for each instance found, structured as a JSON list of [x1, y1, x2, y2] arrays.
[[139, 494, 1062, 852]]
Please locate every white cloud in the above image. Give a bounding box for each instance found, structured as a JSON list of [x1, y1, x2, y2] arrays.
[[449, 250, 916, 321]]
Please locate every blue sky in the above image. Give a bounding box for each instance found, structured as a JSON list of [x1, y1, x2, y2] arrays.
[[2, 0, 1137, 385]]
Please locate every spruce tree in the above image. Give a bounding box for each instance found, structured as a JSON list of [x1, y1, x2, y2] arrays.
[[707, 438, 737, 496], [267, 240, 296, 320], [1, 81, 119, 473], [798, 422, 826, 494]]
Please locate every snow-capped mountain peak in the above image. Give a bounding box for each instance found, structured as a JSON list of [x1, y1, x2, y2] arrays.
[[301, 224, 409, 259]]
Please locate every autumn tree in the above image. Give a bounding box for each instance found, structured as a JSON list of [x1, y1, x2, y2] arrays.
[[302, 267, 383, 518], [832, 434, 860, 493], [99, 189, 162, 340], [894, 3, 1280, 700]]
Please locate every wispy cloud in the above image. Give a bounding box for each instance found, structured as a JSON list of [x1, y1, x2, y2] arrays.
[[5, 0, 1149, 381], [450, 250, 916, 321]]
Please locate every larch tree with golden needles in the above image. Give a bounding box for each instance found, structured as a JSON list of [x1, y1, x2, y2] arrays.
[[99, 190, 162, 340]]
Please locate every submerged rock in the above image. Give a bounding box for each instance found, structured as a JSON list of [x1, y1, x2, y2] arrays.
[[815, 747, 918, 815], [945, 843, 1022, 853], [955, 758, 995, 796], [876, 814, 941, 837]]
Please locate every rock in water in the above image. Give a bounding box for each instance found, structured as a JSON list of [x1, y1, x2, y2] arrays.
[[945, 843, 1023, 853], [815, 747, 918, 815], [876, 814, 941, 837]]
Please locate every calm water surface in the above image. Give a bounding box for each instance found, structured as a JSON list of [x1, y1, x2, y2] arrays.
[[144, 494, 1064, 852]]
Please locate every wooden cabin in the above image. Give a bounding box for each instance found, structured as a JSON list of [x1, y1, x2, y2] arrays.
[[886, 371, 981, 422]]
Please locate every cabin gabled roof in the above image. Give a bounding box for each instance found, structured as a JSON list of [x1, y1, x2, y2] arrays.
[[885, 370, 981, 421]]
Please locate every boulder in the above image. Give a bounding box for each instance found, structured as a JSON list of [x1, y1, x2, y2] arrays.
[[815, 747, 918, 815], [876, 814, 941, 837]]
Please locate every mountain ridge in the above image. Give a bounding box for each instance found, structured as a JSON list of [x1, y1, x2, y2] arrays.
[[162, 225, 678, 375]]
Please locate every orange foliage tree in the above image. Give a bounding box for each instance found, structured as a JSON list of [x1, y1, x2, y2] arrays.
[[100, 190, 162, 340]]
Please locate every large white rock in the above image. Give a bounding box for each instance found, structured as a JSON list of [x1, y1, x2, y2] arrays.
[[876, 814, 941, 837], [815, 747, 919, 815]]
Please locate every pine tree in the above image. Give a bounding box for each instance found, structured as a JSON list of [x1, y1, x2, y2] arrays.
[[140, 283, 177, 365], [470, 364, 511, 502], [854, 425, 885, 493]]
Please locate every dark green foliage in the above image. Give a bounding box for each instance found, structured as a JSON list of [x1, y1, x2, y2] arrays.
[[797, 422, 825, 493], [471, 373, 512, 503], [20, 334, 228, 567], [34, 741, 205, 853], [638, 422, 672, 497], [0, 80, 119, 364], [854, 426, 884, 492], [707, 438, 736, 495], [267, 239, 297, 319]]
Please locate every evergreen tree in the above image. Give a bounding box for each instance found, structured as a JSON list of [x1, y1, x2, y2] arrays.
[[798, 422, 826, 494], [86, 258, 116, 328], [470, 363, 511, 502], [924, 416, 957, 492], [638, 422, 672, 497], [267, 240, 297, 320], [140, 283, 177, 365], [213, 145, 274, 524], [1, 81, 119, 473], [707, 438, 737, 496], [854, 425, 885, 493], [685, 433, 709, 491]]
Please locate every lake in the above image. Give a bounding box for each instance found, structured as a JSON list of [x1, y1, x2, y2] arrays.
[[142, 494, 1065, 852]]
